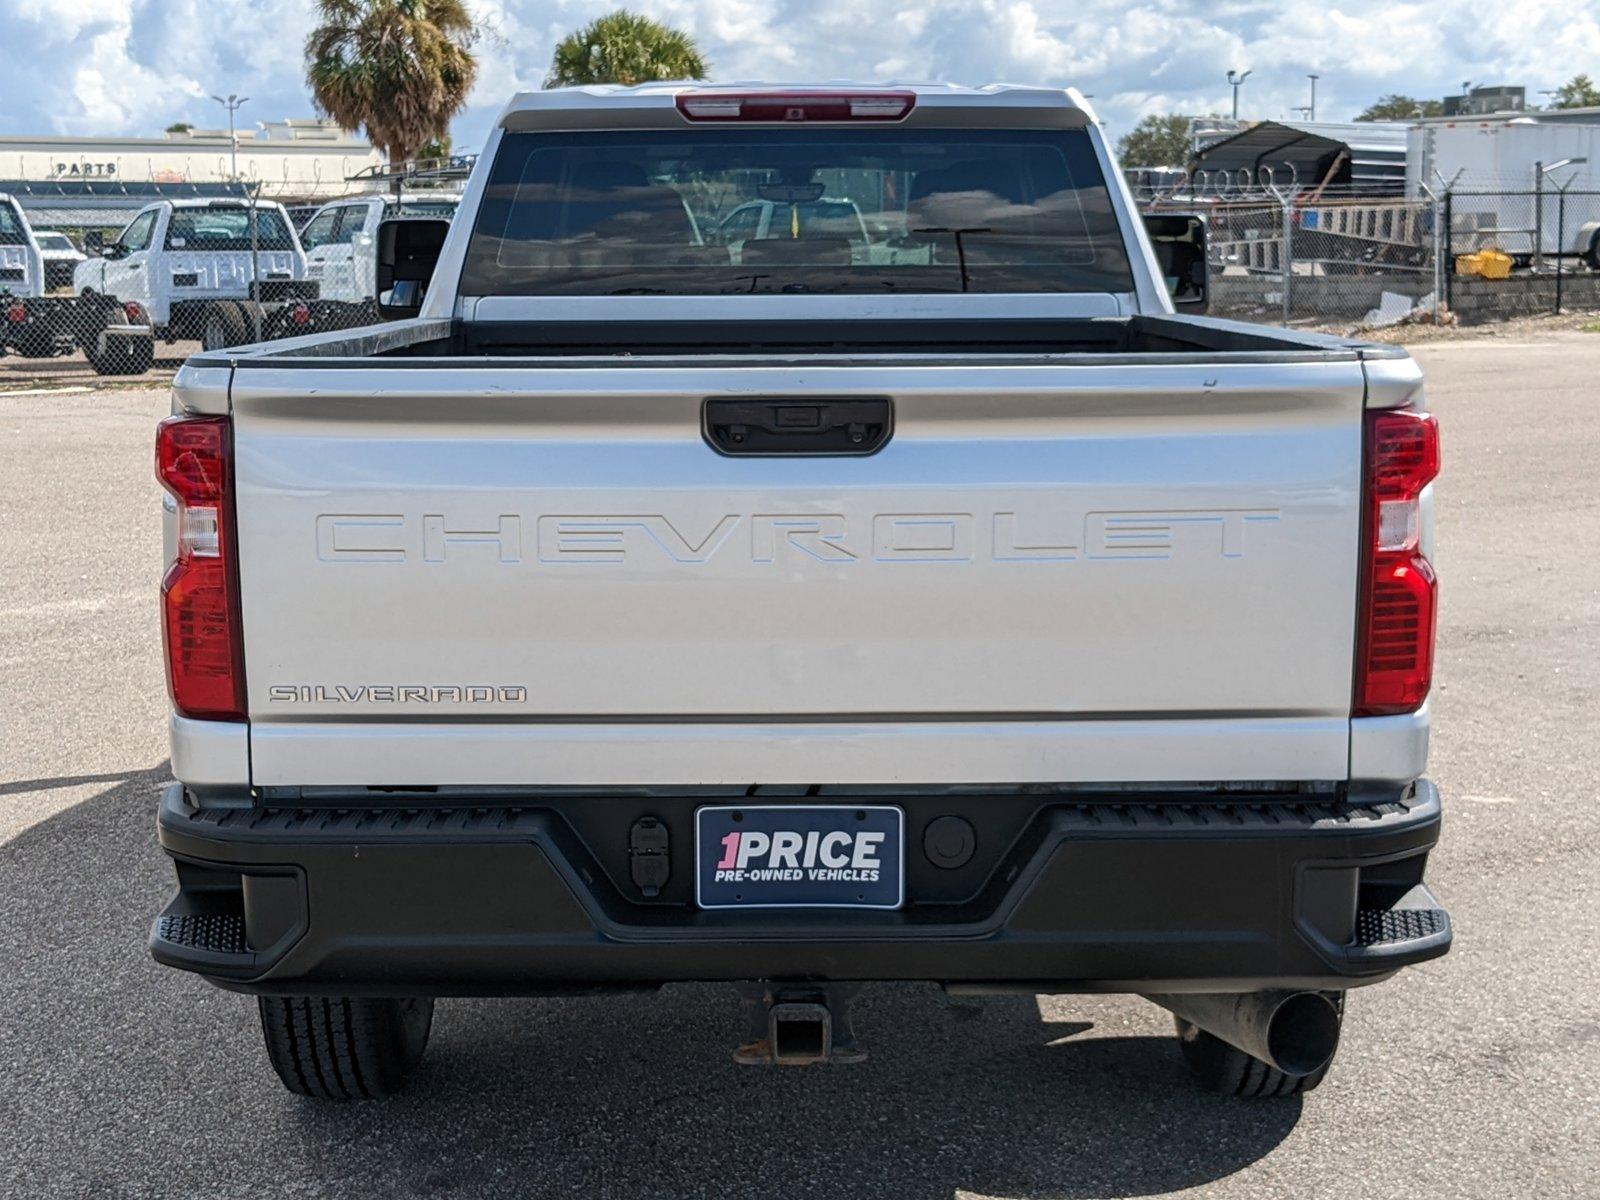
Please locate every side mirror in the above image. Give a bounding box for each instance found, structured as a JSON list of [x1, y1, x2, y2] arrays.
[[375, 217, 450, 321], [1142, 213, 1209, 312]]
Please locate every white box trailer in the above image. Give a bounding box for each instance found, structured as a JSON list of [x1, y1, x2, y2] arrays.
[[1408, 119, 1600, 263]]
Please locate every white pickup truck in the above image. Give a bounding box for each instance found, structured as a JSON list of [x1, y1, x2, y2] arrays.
[[298, 192, 461, 310], [150, 83, 1450, 1103], [74, 198, 317, 351]]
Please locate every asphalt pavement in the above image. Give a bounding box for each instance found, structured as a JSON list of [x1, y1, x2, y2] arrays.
[[1, 333, 1597, 1198]]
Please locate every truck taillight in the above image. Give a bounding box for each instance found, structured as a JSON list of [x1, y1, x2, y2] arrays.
[[675, 91, 915, 122], [156, 415, 245, 720], [1355, 408, 1440, 716]]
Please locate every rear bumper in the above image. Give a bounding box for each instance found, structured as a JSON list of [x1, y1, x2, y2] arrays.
[[152, 781, 1451, 996], [1, 295, 142, 349]]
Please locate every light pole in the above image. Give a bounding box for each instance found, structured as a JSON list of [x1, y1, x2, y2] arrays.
[[210, 93, 248, 181], [1227, 70, 1253, 121], [1306, 74, 1319, 122]]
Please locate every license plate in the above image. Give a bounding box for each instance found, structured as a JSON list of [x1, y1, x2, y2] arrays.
[[694, 805, 904, 910]]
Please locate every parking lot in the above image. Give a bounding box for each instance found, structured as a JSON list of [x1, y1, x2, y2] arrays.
[[0, 342, 193, 394], [1, 334, 1597, 1199]]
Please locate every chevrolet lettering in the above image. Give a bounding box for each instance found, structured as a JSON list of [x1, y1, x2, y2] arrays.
[[314, 508, 1283, 565]]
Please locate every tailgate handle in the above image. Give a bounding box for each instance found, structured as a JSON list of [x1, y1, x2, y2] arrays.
[[703, 397, 892, 456]]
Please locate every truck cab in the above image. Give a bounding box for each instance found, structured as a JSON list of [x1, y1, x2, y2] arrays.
[[74, 198, 310, 341], [299, 194, 460, 307], [0, 193, 45, 300]]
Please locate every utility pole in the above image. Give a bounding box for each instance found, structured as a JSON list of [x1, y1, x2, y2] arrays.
[[1227, 70, 1253, 121], [210, 93, 248, 181], [1307, 74, 1319, 122]]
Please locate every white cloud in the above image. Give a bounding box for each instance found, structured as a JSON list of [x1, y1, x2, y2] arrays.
[[0, 0, 1597, 154]]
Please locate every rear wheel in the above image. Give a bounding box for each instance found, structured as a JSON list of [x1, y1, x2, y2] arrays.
[[201, 301, 249, 351], [258, 995, 433, 1101], [1174, 994, 1344, 1097], [14, 326, 58, 358]]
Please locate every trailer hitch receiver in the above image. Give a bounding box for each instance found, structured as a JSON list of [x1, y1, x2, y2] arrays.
[[732, 984, 867, 1065]]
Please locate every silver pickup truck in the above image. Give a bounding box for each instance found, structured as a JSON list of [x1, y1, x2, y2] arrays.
[[151, 83, 1449, 1103]]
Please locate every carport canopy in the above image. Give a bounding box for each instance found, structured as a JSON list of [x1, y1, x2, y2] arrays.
[[1191, 120, 1408, 195]]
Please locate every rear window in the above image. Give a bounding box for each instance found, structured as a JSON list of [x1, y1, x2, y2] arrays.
[[460, 128, 1132, 296], [163, 207, 295, 252], [0, 203, 25, 245]]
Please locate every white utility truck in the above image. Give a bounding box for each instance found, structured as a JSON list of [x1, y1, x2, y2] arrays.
[[299, 193, 461, 313], [150, 84, 1450, 1102], [0, 193, 154, 374], [73, 198, 318, 351]]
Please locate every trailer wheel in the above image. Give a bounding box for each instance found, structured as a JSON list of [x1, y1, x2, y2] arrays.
[[1584, 229, 1600, 272], [201, 301, 250, 351], [258, 996, 434, 1101], [84, 305, 153, 376]]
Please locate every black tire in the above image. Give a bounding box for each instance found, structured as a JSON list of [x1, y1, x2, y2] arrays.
[[1174, 995, 1343, 1097], [14, 326, 58, 358], [258, 995, 433, 1101], [201, 301, 250, 351], [84, 305, 154, 376]]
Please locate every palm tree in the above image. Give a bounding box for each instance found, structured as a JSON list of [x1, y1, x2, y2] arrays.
[[306, 0, 479, 184], [545, 10, 707, 89]]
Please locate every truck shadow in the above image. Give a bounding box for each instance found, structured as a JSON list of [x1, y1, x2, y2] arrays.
[[0, 768, 1300, 1200], [372, 989, 1302, 1199]]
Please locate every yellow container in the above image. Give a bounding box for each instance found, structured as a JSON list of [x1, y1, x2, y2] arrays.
[[1456, 250, 1513, 280]]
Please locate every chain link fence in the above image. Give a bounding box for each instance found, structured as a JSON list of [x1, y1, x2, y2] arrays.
[[1, 168, 465, 386], [1440, 188, 1600, 320], [1137, 181, 1600, 330], [8, 170, 1600, 384]]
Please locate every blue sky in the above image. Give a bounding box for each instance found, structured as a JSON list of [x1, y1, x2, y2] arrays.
[[2, 0, 1598, 154]]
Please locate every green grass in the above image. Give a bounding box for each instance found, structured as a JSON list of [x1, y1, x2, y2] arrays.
[[1583, 320, 1600, 333]]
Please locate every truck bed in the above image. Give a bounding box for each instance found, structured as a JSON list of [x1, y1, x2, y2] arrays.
[[194, 311, 1401, 363]]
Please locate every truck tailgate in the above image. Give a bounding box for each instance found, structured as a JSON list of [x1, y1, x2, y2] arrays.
[[229, 358, 1366, 786], [166, 250, 299, 296]]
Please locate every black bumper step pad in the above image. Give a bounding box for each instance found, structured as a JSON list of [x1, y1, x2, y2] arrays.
[[155, 912, 247, 956], [1355, 906, 1449, 947]]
